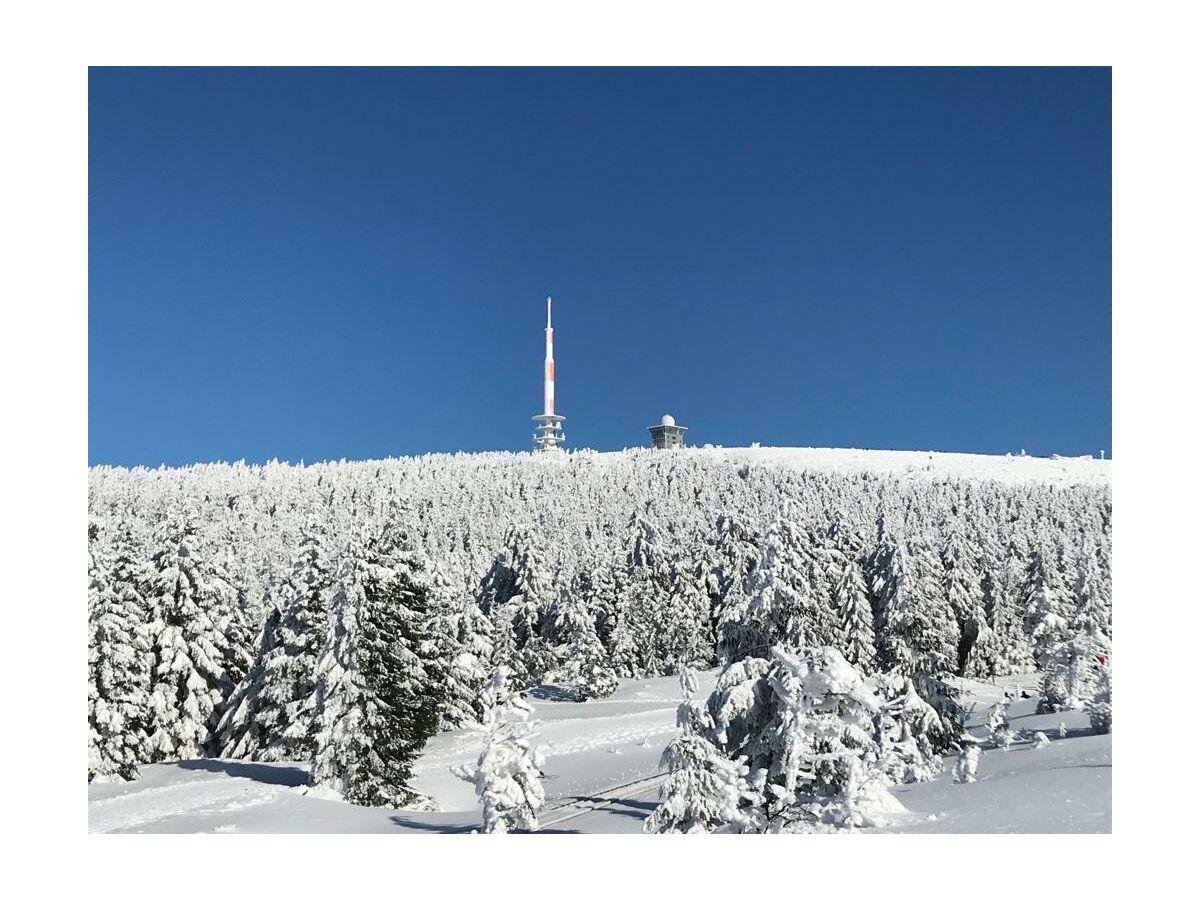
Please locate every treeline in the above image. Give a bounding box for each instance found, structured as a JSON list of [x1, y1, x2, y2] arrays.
[[88, 449, 1111, 803]]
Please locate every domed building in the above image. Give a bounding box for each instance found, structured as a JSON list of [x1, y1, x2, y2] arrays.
[[648, 413, 687, 450]]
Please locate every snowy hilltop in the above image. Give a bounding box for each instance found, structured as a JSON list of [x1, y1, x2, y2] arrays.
[[88, 446, 1111, 832], [671, 445, 1109, 487]]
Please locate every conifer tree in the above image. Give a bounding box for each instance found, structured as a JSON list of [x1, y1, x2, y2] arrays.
[[834, 552, 876, 671], [610, 514, 672, 677], [712, 515, 761, 664], [455, 667, 546, 833], [942, 527, 986, 675], [986, 700, 1013, 750], [546, 587, 617, 700], [694, 647, 887, 831], [1087, 665, 1112, 734], [1065, 568, 1111, 705], [876, 541, 959, 679], [874, 670, 944, 783], [88, 520, 153, 781], [660, 557, 716, 673], [952, 735, 981, 784], [759, 647, 885, 830], [489, 604, 529, 689], [479, 526, 556, 684], [988, 550, 1036, 675], [570, 561, 619, 651], [430, 565, 493, 729], [144, 512, 233, 761], [911, 651, 966, 754], [309, 527, 441, 808], [1024, 545, 1072, 669], [744, 517, 814, 656], [803, 526, 841, 647], [865, 522, 897, 631], [217, 520, 332, 760], [645, 694, 760, 833]]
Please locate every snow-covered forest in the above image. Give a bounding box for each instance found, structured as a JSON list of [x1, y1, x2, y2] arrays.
[[88, 447, 1111, 829]]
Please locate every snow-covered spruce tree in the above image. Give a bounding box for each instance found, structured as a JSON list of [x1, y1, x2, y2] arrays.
[[1067, 605, 1111, 705], [1087, 664, 1112, 734], [833, 549, 876, 671], [88, 519, 154, 781], [1032, 540, 1103, 714], [660, 556, 716, 674], [454, 666, 546, 833], [210, 539, 256, 693], [952, 734, 981, 784], [712, 513, 761, 665], [214, 606, 283, 760], [479, 526, 557, 686], [610, 572, 666, 677], [696, 647, 890, 831], [545, 584, 617, 700], [568, 559, 619, 652], [803, 525, 842, 648], [758, 647, 889, 830], [875, 541, 959, 681], [308, 527, 441, 808], [1039, 579, 1112, 714], [864, 520, 898, 631], [987, 548, 1036, 675], [986, 699, 1013, 750], [488, 603, 528, 688], [144, 511, 234, 762], [1075, 539, 1112, 641], [873, 670, 944, 783], [217, 520, 332, 760], [1036, 642, 1073, 713], [911, 651, 966, 754], [429, 564, 494, 729], [942, 526, 987, 676], [645, 692, 761, 833], [743, 516, 815, 657], [1023, 544, 1072, 671], [611, 514, 673, 677]]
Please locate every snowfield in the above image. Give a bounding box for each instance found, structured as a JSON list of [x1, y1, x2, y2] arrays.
[[608, 445, 1110, 487], [89, 672, 1110, 834]]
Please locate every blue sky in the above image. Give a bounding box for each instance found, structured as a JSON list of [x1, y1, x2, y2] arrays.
[[89, 68, 1110, 467]]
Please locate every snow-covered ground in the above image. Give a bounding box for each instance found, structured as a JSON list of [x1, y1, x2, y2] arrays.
[[88, 672, 1110, 834], [881, 678, 1111, 834], [627, 445, 1111, 487]]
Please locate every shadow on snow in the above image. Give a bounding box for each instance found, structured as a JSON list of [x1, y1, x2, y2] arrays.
[[176, 758, 310, 787]]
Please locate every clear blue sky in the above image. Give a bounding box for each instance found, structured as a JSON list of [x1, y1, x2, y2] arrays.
[[89, 68, 1110, 467]]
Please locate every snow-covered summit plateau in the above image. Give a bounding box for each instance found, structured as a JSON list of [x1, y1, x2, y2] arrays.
[[603, 445, 1110, 487]]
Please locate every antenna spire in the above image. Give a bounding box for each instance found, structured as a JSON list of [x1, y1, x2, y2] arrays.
[[532, 295, 565, 452]]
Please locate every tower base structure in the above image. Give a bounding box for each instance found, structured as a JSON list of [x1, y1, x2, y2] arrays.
[[649, 413, 687, 449], [532, 414, 566, 452]]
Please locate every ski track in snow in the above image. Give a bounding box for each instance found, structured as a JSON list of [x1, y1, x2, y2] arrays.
[[538, 719, 678, 758], [412, 702, 681, 772], [89, 776, 281, 833]]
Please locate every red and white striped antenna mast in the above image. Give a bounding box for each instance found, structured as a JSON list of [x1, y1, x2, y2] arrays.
[[532, 295, 566, 451]]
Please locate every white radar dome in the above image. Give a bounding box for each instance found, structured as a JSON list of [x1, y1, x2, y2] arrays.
[[660, 414, 676, 426]]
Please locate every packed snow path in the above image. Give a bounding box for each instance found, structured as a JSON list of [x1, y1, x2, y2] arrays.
[[89, 673, 1110, 833]]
